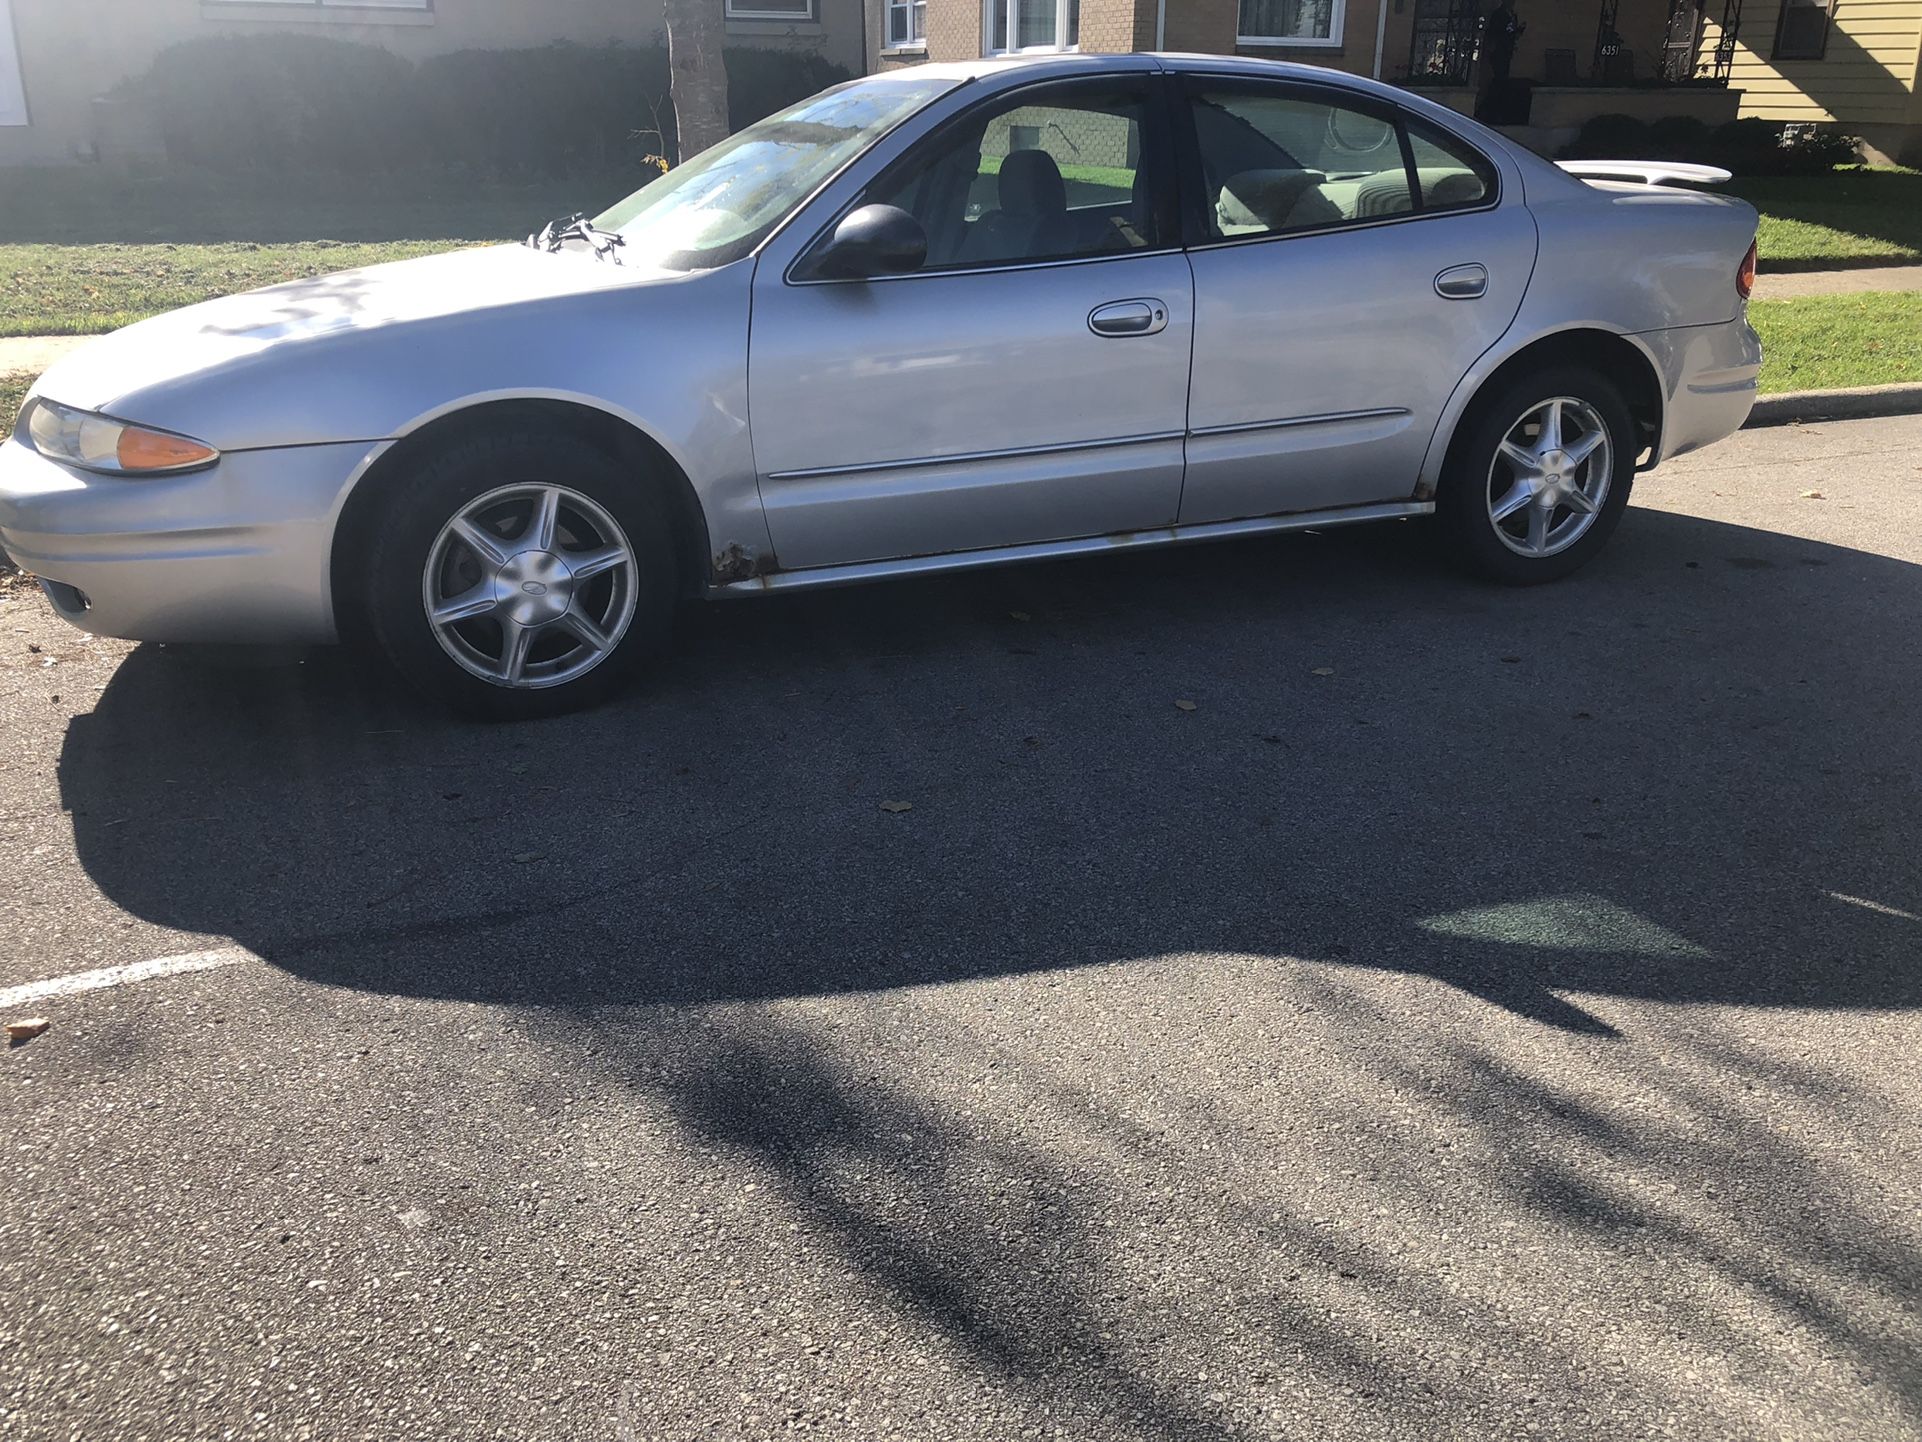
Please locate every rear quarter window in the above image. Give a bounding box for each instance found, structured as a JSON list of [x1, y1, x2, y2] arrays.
[[1404, 117, 1498, 212]]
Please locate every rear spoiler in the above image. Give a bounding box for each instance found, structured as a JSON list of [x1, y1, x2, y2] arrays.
[[1557, 160, 1733, 187]]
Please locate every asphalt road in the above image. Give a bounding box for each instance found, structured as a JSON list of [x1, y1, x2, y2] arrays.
[[2, 414, 1920, 1442]]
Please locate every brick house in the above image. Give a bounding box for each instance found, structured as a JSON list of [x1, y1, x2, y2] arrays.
[[0, 0, 866, 166], [858, 0, 1922, 161]]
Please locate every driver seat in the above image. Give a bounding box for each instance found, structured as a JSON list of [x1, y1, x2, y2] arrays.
[[958, 149, 1071, 264]]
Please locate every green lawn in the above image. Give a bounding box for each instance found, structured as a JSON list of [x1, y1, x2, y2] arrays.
[[0, 372, 25, 577], [1734, 168, 1922, 271], [1750, 291, 1922, 394], [0, 240, 473, 337], [0, 367, 28, 427], [0, 164, 648, 338]]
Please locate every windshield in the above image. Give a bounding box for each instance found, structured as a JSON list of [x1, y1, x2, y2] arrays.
[[592, 75, 956, 272]]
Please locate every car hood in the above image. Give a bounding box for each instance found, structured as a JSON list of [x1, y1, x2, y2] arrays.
[[31, 243, 678, 425]]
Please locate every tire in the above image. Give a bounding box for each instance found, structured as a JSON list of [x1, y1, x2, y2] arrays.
[[362, 427, 680, 720], [1437, 365, 1638, 585]]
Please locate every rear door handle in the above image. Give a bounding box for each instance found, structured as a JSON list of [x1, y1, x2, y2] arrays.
[[1089, 299, 1169, 337], [1435, 264, 1488, 300]]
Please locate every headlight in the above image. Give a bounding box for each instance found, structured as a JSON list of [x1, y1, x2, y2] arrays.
[[24, 398, 219, 476]]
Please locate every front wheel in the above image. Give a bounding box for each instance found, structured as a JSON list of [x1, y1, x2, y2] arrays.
[[362, 429, 680, 720], [1438, 367, 1637, 585]]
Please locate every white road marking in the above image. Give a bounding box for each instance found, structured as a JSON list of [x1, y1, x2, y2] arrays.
[[1827, 892, 1921, 922], [0, 947, 251, 1010]]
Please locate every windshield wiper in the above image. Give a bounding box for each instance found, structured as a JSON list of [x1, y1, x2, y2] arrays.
[[527, 213, 626, 263]]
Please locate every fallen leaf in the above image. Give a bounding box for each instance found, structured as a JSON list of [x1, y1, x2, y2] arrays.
[[1311, 667, 1335, 677], [5, 1018, 49, 1042], [879, 800, 913, 813], [510, 851, 543, 864], [1174, 699, 1197, 712], [1009, 611, 1031, 622], [506, 762, 530, 775], [1799, 489, 1826, 500]]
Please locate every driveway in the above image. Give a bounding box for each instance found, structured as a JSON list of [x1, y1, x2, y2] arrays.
[[2, 415, 1919, 1441]]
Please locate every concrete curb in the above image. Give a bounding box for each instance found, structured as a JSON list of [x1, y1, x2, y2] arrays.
[[1745, 382, 1922, 428]]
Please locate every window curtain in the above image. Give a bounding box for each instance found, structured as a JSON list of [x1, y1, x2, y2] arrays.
[[1238, 0, 1337, 39]]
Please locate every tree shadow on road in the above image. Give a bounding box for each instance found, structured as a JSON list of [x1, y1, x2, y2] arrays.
[[57, 504, 1922, 1028], [51, 503, 1922, 1435]]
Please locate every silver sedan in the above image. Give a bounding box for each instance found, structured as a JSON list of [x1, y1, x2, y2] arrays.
[[0, 54, 1761, 718]]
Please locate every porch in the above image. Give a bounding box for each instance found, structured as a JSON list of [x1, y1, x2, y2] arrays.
[[1391, 0, 1750, 152]]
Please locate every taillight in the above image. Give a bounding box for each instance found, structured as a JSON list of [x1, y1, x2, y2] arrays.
[[1737, 239, 1757, 301]]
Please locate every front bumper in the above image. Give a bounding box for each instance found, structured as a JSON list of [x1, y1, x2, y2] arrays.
[[1643, 313, 1764, 466], [0, 436, 378, 644]]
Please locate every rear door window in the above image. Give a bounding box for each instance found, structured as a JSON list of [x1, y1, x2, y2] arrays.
[[1183, 83, 1496, 243]]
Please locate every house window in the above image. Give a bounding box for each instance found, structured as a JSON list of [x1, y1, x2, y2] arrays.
[[986, 0, 1078, 54], [887, 0, 926, 47], [206, 0, 432, 8], [725, 0, 815, 17], [1771, 0, 1835, 59], [1238, 0, 1345, 47]]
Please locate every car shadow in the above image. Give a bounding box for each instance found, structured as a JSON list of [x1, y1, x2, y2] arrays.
[[56, 504, 1922, 1035]]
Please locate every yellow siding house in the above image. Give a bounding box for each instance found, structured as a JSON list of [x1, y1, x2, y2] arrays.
[[1706, 0, 1922, 163]]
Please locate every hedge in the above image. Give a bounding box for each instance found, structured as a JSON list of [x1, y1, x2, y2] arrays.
[[111, 35, 852, 177], [1560, 114, 1861, 175]]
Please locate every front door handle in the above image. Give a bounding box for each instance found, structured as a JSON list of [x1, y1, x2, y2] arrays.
[[1435, 264, 1488, 300], [1089, 298, 1169, 337]]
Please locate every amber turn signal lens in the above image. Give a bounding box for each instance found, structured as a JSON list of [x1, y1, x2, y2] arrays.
[[115, 426, 220, 472], [1737, 240, 1757, 301]]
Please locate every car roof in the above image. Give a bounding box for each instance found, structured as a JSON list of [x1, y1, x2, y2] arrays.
[[859, 52, 1548, 184], [880, 51, 1409, 100]]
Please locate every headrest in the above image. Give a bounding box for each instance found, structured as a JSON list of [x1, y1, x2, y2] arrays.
[[998, 148, 1068, 216]]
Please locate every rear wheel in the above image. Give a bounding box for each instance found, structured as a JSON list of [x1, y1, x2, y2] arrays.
[[1438, 366, 1637, 585], [362, 429, 679, 720]]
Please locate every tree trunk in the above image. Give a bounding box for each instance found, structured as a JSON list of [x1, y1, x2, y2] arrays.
[[663, 0, 731, 163]]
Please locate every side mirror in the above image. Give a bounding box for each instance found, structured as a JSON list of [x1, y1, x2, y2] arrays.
[[810, 204, 927, 280]]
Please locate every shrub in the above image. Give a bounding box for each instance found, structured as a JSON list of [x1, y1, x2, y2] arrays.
[[1560, 113, 1650, 160], [1705, 118, 1860, 174], [1561, 111, 1860, 176], [414, 43, 674, 177], [125, 34, 429, 174], [725, 47, 850, 131], [1644, 114, 1710, 160], [113, 35, 852, 178]]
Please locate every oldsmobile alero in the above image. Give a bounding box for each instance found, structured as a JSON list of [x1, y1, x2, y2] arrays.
[[0, 54, 1763, 717]]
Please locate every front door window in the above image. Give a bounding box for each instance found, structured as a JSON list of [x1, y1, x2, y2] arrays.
[[866, 79, 1164, 269]]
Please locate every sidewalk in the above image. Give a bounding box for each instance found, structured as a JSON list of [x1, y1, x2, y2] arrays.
[[1753, 264, 1922, 301], [0, 335, 89, 375]]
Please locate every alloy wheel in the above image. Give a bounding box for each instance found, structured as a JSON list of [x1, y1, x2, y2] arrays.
[[421, 483, 638, 689], [1485, 396, 1614, 559]]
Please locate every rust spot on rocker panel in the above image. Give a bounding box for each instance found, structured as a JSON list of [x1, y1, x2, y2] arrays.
[[713, 542, 777, 584]]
